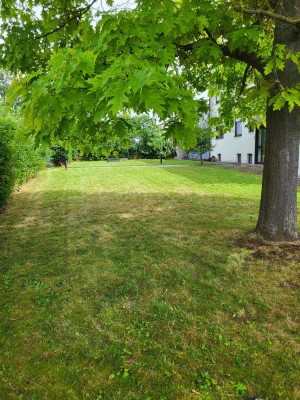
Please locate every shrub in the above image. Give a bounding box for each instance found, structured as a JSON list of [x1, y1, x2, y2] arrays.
[[0, 102, 45, 208], [50, 145, 69, 166], [80, 152, 106, 161], [12, 138, 45, 184], [0, 117, 15, 208]]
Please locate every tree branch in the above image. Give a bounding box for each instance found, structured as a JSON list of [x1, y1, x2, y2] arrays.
[[233, 4, 300, 25], [35, 0, 97, 40], [220, 43, 265, 74], [240, 64, 251, 95], [175, 30, 266, 75]]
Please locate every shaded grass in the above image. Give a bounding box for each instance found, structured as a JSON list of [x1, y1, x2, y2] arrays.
[[0, 162, 299, 400]]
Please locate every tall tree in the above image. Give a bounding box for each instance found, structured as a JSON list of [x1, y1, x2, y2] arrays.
[[255, 1, 300, 240], [0, 0, 299, 240]]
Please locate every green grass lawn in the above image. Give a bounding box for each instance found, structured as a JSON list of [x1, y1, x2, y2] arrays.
[[0, 160, 299, 400]]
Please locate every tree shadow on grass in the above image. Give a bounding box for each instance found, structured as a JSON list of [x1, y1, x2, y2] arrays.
[[0, 190, 298, 400]]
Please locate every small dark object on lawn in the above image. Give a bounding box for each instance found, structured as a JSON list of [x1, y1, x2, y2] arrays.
[[208, 155, 217, 162], [244, 397, 262, 400]]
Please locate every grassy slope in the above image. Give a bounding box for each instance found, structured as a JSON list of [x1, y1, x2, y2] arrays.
[[0, 161, 299, 400]]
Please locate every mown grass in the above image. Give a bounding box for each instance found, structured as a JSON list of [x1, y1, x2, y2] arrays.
[[0, 161, 299, 400]]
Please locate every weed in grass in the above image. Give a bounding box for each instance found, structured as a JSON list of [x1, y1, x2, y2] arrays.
[[126, 320, 151, 338], [3, 275, 12, 287], [35, 292, 54, 306], [195, 371, 216, 392], [24, 279, 45, 289], [232, 381, 248, 396]]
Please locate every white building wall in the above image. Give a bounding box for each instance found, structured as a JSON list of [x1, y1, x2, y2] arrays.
[[209, 96, 256, 163], [211, 124, 256, 164]]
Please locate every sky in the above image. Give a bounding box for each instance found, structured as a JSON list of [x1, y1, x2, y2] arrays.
[[93, 0, 136, 13], [33, 0, 136, 21]]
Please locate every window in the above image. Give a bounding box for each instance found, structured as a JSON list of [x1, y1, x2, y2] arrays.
[[248, 125, 254, 133], [255, 127, 266, 164], [235, 120, 242, 136], [248, 154, 253, 164], [237, 154, 241, 163], [216, 128, 224, 139], [218, 154, 221, 161]]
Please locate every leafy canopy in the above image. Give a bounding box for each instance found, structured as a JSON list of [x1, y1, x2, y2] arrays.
[[1, 1, 299, 147]]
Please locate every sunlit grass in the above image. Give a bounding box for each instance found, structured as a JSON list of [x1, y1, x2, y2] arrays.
[[0, 161, 299, 399]]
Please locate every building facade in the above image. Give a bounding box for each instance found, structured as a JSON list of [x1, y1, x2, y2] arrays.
[[208, 96, 267, 165], [179, 96, 300, 172], [210, 121, 266, 165]]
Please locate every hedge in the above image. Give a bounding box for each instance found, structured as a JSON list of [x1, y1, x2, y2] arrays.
[[0, 105, 45, 209]]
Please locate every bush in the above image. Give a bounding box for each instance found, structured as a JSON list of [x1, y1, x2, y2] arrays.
[[0, 117, 15, 208], [50, 146, 68, 166], [13, 138, 45, 184], [0, 102, 45, 208], [80, 152, 106, 161]]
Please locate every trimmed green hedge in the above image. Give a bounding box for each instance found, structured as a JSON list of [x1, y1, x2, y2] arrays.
[[0, 105, 45, 209], [13, 138, 45, 185], [0, 116, 15, 208]]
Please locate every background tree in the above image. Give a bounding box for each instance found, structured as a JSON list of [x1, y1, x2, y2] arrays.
[[125, 116, 173, 160], [50, 146, 69, 168], [79, 115, 174, 160], [1, 0, 300, 240], [189, 126, 214, 164]]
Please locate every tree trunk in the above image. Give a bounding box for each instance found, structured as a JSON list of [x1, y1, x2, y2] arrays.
[[256, 105, 300, 240], [256, 0, 300, 241]]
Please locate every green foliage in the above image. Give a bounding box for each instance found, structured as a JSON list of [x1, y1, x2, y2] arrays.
[[12, 138, 45, 184], [190, 126, 213, 161], [79, 116, 174, 160], [50, 146, 69, 167], [0, 113, 15, 208], [124, 116, 174, 159], [0, 101, 45, 207], [1, 0, 299, 144], [0, 70, 9, 100], [269, 85, 300, 112], [195, 371, 217, 393], [80, 152, 106, 161]]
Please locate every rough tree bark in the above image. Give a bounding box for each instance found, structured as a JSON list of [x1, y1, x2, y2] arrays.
[[256, 0, 300, 241]]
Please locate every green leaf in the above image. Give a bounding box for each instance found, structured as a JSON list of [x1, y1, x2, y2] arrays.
[[140, 87, 165, 118], [270, 94, 286, 111], [107, 93, 129, 115], [130, 69, 154, 94]]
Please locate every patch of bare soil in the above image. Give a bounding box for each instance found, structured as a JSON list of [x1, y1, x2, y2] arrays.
[[235, 236, 300, 264], [279, 280, 300, 289], [235, 236, 300, 289]]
